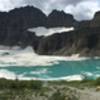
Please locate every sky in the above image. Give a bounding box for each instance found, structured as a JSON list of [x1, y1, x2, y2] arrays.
[[0, 0, 100, 21]]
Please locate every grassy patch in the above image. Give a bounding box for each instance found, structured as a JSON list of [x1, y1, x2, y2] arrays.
[[0, 78, 100, 100]]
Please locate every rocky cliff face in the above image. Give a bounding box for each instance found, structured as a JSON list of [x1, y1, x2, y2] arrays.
[[36, 11, 100, 56], [36, 27, 100, 56], [90, 11, 100, 27], [47, 10, 77, 27], [77, 11, 100, 29], [0, 6, 76, 47], [0, 6, 100, 56], [0, 6, 47, 46]]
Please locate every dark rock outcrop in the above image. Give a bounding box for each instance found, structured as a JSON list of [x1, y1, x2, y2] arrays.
[[90, 11, 100, 27], [0, 6, 47, 46], [0, 6, 76, 47], [77, 11, 100, 29], [0, 6, 100, 56], [36, 27, 100, 56], [47, 10, 77, 27]]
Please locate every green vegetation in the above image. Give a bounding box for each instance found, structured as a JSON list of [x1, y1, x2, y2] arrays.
[[49, 90, 66, 100], [0, 78, 43, 90], [0, 79, 43, 100], [0, 78, 100, 100], [49, 90, 78, 100]]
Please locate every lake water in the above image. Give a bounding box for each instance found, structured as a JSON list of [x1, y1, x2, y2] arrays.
[[0, 46, 100, 81], [0, 59, 100, 81]]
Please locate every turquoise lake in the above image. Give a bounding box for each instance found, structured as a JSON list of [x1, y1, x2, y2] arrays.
[[0, 59, 100, 81]]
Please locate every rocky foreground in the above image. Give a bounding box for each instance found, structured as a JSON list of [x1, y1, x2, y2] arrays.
[[0, 79, 100, 100]]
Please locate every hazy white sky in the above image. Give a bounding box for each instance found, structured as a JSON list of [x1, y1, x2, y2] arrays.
[[0, 0, 100, 21]]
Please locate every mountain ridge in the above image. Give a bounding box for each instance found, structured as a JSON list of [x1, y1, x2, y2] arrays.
[[0, 6, 100, 56]]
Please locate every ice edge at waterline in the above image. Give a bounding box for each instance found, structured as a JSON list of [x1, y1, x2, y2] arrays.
[[0, 46, 93, 67]]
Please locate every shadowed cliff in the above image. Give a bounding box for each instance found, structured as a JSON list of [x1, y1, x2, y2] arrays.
[[0, 6, 100, 56]]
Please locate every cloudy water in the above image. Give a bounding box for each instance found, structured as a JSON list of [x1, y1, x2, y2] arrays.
[[0, 46, 100, 81]]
